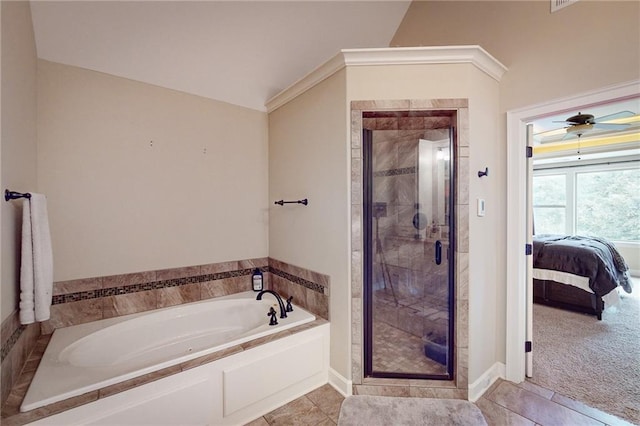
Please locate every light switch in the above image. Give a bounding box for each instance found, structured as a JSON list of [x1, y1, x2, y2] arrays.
[[477, 198, 486, 217]]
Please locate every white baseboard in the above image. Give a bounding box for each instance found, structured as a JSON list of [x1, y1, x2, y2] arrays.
[[468, 362, 505, 402], [328, 367, 353, 397]]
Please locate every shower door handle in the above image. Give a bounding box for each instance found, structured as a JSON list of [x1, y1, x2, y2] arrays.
[[435, 240, 442, 265]]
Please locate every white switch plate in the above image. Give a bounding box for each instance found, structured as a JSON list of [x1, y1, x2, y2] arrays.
[[477, 198, 486, 217]]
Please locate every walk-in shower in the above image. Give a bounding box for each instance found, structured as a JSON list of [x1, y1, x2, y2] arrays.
[[363, 110, 455, 380]]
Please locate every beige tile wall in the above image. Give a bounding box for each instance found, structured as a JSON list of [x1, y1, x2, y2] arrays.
[[41, 258, 270, 334], [350, 99, 470, 398], [269, 258, 330, 320], [0, 313, 40, 406]]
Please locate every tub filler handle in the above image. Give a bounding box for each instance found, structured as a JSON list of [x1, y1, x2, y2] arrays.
[[256, 290, 287, 319], [268, 307, 278, 326], [286, 296, 294, 313]]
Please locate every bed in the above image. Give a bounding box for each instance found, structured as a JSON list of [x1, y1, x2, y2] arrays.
[[532, 234, 633, 320]]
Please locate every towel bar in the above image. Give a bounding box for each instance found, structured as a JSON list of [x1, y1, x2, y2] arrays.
[[274, 198, 308, 206], [5, 190, 31, 201]]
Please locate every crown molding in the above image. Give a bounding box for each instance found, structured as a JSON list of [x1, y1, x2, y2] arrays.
[[265, 52, 346, 114], [265, 45, 508, 113]]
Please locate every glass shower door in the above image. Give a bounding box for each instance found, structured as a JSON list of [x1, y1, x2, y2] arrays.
[[364, 122, 454, 380]]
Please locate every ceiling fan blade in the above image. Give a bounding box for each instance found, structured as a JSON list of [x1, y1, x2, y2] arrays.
[[535, 127, 565, 137], [592, 122, 630, 130], [594, 110, 635, 122]]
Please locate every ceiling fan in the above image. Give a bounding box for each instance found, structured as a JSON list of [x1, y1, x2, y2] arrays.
[[553, 111, 633, 139]]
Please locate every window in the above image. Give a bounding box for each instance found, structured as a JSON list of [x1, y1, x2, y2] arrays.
[[576, 168, 640, 241], [533, 162, 639, 242], [532, 174, 566, 235]]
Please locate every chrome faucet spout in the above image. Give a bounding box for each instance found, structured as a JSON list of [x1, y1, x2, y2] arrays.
[[256, 290, 287, 319]]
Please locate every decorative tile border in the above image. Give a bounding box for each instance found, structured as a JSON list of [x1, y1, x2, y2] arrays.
[[51, 268, 261, 305], [1, 325, 26, 363], [269, 267, 326, 295], [373, 166, 416, 177], [50, 264, 327, 307]]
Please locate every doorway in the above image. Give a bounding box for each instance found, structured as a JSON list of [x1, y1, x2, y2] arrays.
[[505, 80, 640, 383], [362, 111, 455, 380]]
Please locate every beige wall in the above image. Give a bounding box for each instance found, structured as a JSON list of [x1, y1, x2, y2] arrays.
[[392, 1, 640, 112], [346, 63, 502, 384], [37, 60, 269, 282], [268, 70, 349, 377], [1, 2, 38, 323]]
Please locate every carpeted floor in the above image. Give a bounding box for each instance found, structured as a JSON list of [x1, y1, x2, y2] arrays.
[[337, 396, 487, 426], [530, 291, 640, 424]]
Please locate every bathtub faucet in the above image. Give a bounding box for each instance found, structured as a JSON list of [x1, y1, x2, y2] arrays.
[[256, 290, 287, 319]]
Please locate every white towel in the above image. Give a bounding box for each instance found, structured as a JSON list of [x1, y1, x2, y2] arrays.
[[19, 193, 54, 324]]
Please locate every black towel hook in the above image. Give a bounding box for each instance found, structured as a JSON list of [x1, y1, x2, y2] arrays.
[[478, 168, 489, 178]]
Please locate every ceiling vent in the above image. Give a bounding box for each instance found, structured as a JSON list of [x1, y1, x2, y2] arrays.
[[551, 0, 579, 13]]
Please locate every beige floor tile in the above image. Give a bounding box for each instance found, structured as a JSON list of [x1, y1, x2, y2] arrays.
[[551, 393, 637, 426], [488, 381, 604, 426], [245, 416, 270, 426], [305, 384, 345, 423], [475, 396, 535, 426], [519, 380, 554, 400], [263, 396, 332, 426]]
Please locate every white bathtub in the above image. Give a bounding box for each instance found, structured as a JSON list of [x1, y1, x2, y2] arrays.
[[21, 291, 316, 413]]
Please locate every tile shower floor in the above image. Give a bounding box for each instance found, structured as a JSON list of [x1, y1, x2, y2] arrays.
[[372, 287, 449, 375], [247, 380, 633, 426], [372, 321, 444, 374]]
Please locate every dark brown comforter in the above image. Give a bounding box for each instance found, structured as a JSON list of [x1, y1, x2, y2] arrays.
[[532, 234, 632, 297]]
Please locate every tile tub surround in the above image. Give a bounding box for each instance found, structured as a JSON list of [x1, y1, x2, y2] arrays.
[[42, 258, 269, 334], [1, 312, 40, 407], [351, 99, 470, 397], [1, 318, 328, 425], [269, 258, 330, 321], [39, 258, 326, 333]]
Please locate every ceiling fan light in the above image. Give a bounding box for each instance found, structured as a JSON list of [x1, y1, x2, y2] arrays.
[[566, 123, 593, 137]]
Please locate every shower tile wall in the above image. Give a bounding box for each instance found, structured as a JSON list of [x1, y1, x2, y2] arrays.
[[365, 117, 451, 345], [351, 99, 470, 397], [0, 257, 330, 407]]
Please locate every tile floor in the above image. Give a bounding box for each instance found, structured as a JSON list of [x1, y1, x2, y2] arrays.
[[246, 379, 634, 426], [372, 321, 445, 375]]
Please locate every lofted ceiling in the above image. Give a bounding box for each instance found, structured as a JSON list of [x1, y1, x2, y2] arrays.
[[29, 1, 411, 112]]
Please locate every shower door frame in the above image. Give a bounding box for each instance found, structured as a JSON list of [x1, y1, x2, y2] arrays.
[[362, 116, 456, 381], [350, 99, 470, 397]]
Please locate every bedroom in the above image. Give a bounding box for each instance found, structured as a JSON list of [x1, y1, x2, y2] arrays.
[[527, 96, 639, 422]]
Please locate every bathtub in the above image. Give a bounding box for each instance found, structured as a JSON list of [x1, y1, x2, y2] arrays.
[[21, 291, 317, 414]]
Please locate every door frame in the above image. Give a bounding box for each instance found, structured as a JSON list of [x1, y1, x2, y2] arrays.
[[362, 115, 456, 381], [504, 80, 639, 383]]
